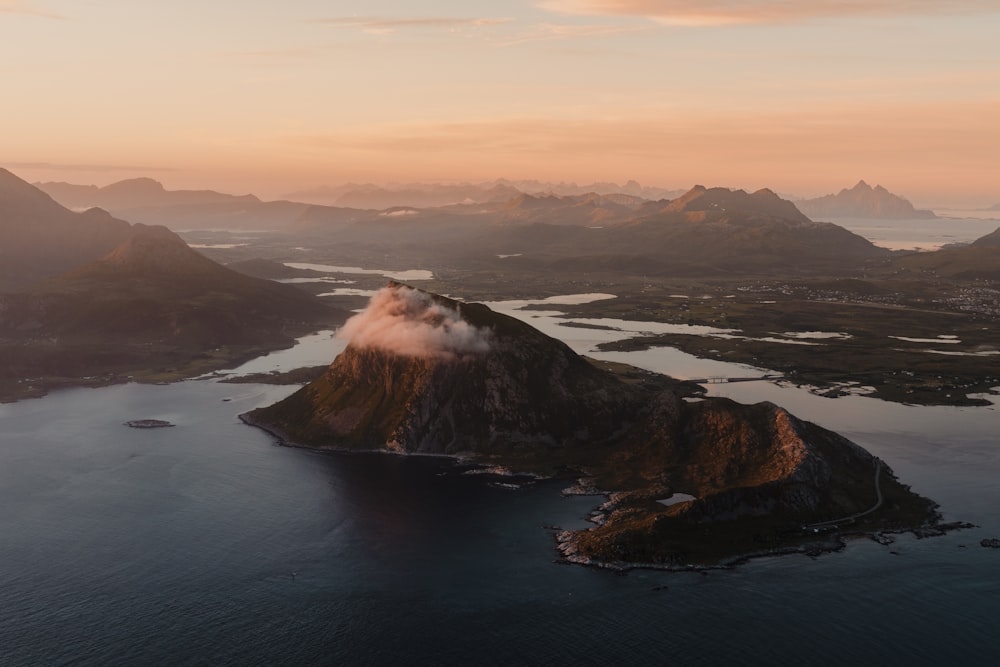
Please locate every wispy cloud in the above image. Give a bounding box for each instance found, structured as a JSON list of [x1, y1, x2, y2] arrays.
[[5, 161, 176, 173], [314, 13, 645, 45], [493, 22, 649, 46], [538, 0, 1000, 26], [0, 0, 63, 19], [313, 16, 512, 35], [225, 49, 319, 67]]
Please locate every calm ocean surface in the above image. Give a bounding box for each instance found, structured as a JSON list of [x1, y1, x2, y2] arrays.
[[2, 306, 999, 666]]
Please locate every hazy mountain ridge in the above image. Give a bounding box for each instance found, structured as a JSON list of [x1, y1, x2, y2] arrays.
[[35, 177, 311, 231], [1, 168, 134, 288], [3, 223, 336, 346], [287, 184, 887, 276], [467, 185, 889, 276], [0, 170, 343, 400], [972, 226, 1000, 247], [797, 180, 937, 219], [283, 178, 683, 209], [29, 175, 900, 280]]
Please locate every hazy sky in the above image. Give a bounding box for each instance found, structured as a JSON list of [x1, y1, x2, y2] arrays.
[[3, 0, 998, 205]]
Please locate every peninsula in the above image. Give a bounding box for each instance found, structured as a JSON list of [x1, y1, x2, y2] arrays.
[[243, 283, 943, 567]]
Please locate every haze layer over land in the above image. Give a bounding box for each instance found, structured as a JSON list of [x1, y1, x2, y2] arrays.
[[3, 1, 998, 207]]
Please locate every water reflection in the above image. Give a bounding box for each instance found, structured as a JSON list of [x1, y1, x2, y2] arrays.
[[285, 262, 433, 281]]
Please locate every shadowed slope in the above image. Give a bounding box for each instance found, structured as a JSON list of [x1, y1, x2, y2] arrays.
[[0, 168, 132, 287], [9, 223, 341, 347], [247, 283, 648, 456]]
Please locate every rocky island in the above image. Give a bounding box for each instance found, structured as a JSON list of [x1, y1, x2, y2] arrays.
[[244, 283, 943, 567], [125, 419, 174, 428]]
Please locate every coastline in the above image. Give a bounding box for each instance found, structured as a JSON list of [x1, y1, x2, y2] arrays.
[[239, 411, 965, 573], [552, 516, 974, 574], [0, 341, 307, 405], [237, 411, 475, 463]]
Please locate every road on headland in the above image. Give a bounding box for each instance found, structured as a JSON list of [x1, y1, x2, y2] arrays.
[[804, 459, 884, 531]]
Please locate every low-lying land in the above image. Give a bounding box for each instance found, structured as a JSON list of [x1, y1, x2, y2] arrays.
[[197, 223, 998, 407]]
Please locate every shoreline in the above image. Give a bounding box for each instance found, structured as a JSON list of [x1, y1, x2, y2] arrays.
[[237, 411, 476, 463], [552, 518, 975, 574], [239, 412, 968, 573]]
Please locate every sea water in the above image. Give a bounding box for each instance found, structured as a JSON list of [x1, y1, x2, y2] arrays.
[[2, 307, 999, 665]]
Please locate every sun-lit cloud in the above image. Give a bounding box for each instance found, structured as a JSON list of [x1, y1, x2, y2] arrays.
[[492, 22, 649, 46], [0, 0, 62, 19], [337, 286, 491, 360], [538, 0, 1000, 25], [314, 16, 512, 35]]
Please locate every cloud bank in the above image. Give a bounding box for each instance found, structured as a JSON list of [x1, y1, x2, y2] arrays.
[[538, 0, 1000, 25], [336, 286, 491, 360]]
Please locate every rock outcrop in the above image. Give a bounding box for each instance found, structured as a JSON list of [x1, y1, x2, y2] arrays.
[[245, 283, 940, 566], [246, 283, 650, 457]]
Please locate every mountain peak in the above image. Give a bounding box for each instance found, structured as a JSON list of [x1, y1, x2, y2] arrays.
[[0, 167, 65, 214], [247, 283, 640, 453], [663, 185, 809, 222], [86, 224, 222, 277], [800, 182, 936, 219], [102, 177, 166, 195], [0, 169, 135, 287]]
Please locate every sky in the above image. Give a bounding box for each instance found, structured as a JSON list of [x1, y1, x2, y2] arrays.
[[2, 0, 999, 206]]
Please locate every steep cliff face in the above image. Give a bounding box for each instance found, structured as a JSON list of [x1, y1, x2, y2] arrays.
[[669, 400, 872, 518], [247, 284, 651, 456]]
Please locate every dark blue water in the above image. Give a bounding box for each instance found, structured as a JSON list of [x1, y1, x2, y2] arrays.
[[2, 376, 998, 666]]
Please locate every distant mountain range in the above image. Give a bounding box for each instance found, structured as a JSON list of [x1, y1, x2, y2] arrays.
[[461, 185, 889, 276], [0, 169, 341, 400], [34, 177, 685, 230], [797, 181, 936, 219], [281, 184, 890, 277], [284, 179, 683, 209], [35, 177, 311, 231], [34, 168, 993, 284]]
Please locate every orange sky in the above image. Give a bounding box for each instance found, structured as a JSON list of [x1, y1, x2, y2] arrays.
[[3, 0, 999, 206]]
